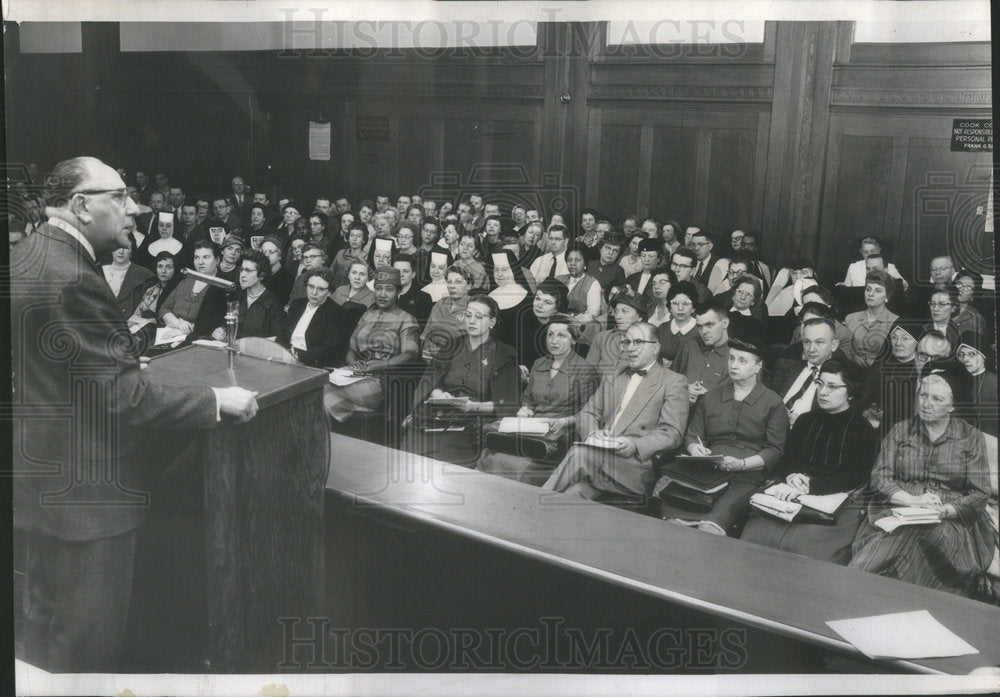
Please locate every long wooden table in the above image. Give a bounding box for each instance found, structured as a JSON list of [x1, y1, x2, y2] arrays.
[[325, 435, 1000, 675]]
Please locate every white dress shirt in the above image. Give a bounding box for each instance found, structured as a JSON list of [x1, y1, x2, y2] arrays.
[[290, 303, 320, 351]]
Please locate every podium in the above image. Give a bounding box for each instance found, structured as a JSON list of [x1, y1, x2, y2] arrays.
[[139, 345, 329, 672]]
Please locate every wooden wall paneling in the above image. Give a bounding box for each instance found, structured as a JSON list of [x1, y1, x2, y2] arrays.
[[692, 127, 711, 226], [883, 135, 911, 264], [648, 124, 698, 225], [584, 108, 603, 210], [898, 138, 993, 285], [596, 123, 642, 224], [821, 133, 894, 280], [750, 111, 771, 230], [635, 126, 654, 218], [353, 107, 399, 202], [443, 118, 486, 188], [705, 128, 757, 235], [397, 117, 441, 197]]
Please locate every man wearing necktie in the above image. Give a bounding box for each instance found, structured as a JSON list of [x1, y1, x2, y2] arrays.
[[543, 322, 689, 499], [767, 317, 841, 427], [528, 224, 570, 281]]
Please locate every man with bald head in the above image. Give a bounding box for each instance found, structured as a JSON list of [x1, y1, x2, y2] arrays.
[[11, 156, 260, 672], [543, 322, 689, 499]]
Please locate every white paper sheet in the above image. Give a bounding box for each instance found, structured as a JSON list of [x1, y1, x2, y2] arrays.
[[827, 610, 979, 659], [497, 417, 551, 435]]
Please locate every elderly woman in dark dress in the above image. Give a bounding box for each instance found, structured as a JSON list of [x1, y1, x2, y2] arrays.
[[654, 335, 789, 536], [323, 266, 421, 423], [402, 295, 520, 468], [849, 361, 995, 600], [956, 331, 998, 438], [859, 317, 923, 434], [741, 357, 880, 564], [656, 281, 700, 366], [478, 314, 600, 484]]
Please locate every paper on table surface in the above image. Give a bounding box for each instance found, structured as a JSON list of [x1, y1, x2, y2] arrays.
[[497, 417, 551, 435], [826, 610, 979, 659]]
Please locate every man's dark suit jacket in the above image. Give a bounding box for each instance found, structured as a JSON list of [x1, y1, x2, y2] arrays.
[[11, 223, 218, 541], [108, 262, 154, 318], [278, 297, 362, 367], [624, 270, 657, 303], [228, 193, 252, 222], [765, 349, 853, 402]]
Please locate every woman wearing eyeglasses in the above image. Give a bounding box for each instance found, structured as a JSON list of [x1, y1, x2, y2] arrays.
[[656, 281, 700, 366], [402, 295, 520, 467], [725, 274, 767, 339], [587, 289, 647, 378], [956, 331, 997, 438], [952, 271, 989, 339], [741, 358, 879, 564], [923, 287, 963, 352], [278, 267, 362, 367], [478, 314, 600, 484]]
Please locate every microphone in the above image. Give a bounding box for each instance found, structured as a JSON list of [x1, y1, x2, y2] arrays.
[[180, 268, 237, 293]]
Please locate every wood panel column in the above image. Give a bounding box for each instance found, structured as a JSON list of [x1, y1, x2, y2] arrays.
[[538, 22, 604, 221], [79, 22, 120, 161], [761, 21, 847, 266]]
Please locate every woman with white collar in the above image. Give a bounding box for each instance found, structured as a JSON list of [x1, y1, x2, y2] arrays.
[[103, 244, 153, 318], [421, 250, 451, 303], [134, 211, 186, 272], [957, 331, 997, 438], [656, 281, 699, 366]]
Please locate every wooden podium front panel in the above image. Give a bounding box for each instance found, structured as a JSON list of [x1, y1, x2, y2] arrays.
[[145, 346, 329, 672]]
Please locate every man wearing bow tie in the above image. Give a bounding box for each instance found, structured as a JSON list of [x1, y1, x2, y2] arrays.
[[543, 322, 689, 499]]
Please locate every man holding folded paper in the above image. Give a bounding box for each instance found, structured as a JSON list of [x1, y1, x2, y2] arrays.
[[849, 361, 995, 600], [541, 322, 689, 500]]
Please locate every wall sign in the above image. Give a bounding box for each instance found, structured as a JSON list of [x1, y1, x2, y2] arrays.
[[309, 121, 331, 161], [951, 119, 992, 152]]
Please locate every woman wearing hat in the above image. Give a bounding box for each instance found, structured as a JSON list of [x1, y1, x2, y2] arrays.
[[656, 281, 700, 366], [331, 260, 375, 312], [323, 266, 421, 424], [588, 288, 647, 377], [957, 331, 997, 438], [478, 313, 600, 485], [421, 264, 475, 360], [859, 317, 922, 434], [654, 334, 789, 536], [260, 236, 294, 306], [741, 357, 880, 564], [402, 294, 520, 468], [331, 222, 370, 291], [850, 361, 994, 599], [217, 233, 244, 284], [275, 200, 301, 242], [843, 269, 899, 367]]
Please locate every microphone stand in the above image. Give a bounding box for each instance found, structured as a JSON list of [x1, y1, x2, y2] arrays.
[[181, 268, 240, 384]]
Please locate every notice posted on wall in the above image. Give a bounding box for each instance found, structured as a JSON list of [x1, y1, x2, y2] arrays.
[[309, 120, 331, 161], [951, 119, 992, 152]]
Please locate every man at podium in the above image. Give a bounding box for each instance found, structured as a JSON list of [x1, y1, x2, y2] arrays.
[[10, 156, 260, 672]]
